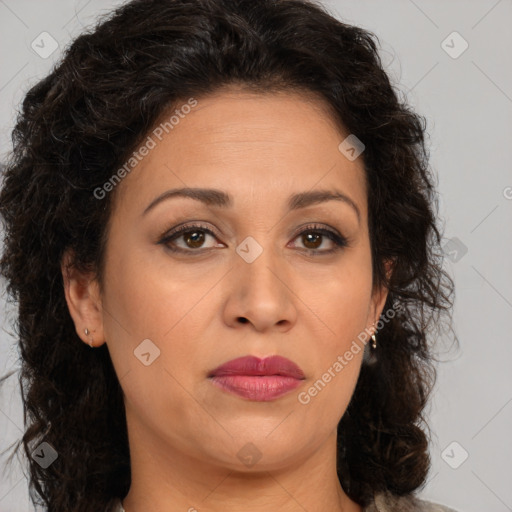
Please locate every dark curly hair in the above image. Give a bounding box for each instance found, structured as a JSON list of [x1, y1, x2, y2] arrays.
[[0, 0, 456, 510]]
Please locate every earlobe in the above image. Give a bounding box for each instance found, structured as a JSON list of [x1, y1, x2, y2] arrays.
[[384, 257, 395, 281], [370, 258, 394, 327], [372, 285, 389, 325], [61, 249, 105, 347]]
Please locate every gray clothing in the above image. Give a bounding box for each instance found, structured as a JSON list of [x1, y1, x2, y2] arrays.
[[111, 491, 460, 511]]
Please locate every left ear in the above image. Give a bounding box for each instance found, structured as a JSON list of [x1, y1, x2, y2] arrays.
[[369, 258, 394, 327]]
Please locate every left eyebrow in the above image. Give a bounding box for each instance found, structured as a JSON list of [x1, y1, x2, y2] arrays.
[[287, 190, 360, 225], [142, 187, 360, 225]]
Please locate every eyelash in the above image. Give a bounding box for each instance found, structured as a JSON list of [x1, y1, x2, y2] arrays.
[[158, 222, 348, 256]]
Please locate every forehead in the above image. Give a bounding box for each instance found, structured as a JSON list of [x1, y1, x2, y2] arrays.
[[112, 88, 368, 219]]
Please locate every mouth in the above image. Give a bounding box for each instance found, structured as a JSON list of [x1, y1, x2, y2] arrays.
[[207, 355, 305, 401]]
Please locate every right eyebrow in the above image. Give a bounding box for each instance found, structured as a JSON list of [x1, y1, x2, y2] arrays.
[[142, 187, 231, 217], [142, 187, 360, 225]]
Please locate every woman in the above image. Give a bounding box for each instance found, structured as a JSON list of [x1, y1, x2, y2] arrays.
[[0, 0, 459, 510]]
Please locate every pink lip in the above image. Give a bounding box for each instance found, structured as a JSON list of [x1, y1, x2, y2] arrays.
[[208, 355, 305, 401]]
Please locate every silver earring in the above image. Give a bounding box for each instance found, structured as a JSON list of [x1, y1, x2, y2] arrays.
[[84, 328, 93, 347]]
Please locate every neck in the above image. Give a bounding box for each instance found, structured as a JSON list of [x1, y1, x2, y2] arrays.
[[121, 425, 362, 512]]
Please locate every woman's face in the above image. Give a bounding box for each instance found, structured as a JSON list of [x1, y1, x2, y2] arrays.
[[69, 88, 389, 474]]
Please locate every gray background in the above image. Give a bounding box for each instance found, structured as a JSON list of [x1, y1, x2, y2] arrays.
[[0, 1, 511, 511]]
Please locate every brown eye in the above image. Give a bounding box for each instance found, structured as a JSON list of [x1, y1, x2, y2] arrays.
[[291, 225, 348, 254], [159, 224, 221, 252], [301, 232, 323, 250], [182, 230, 206, 249]]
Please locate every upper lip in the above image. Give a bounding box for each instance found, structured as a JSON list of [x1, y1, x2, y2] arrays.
[[208, 355, 305, 379]]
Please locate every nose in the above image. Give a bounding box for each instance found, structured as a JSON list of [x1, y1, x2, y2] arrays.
[[222, 244, 298, 333]]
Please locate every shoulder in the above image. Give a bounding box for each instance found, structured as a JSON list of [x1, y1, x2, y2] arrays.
[[363, 490, 460, 512]]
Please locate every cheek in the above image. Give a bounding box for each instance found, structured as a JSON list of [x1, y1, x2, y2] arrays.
[[102, 241, 209, 338], [292, 252, 372, 413], [315, 280, 371, 332], [102, 253, 217, 436], [300, 254, 373, 346], [101, 248, 222, 391], [296, 272, 370, 424]]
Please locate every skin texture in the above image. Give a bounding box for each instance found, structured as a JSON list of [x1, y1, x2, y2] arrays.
[[62, 87, 390, 512]]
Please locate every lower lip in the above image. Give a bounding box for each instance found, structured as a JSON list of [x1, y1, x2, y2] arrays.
[[209, 375, 303, 401]]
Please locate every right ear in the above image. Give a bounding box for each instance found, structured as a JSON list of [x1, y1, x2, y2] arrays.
[[61, 249, 106, 347]]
